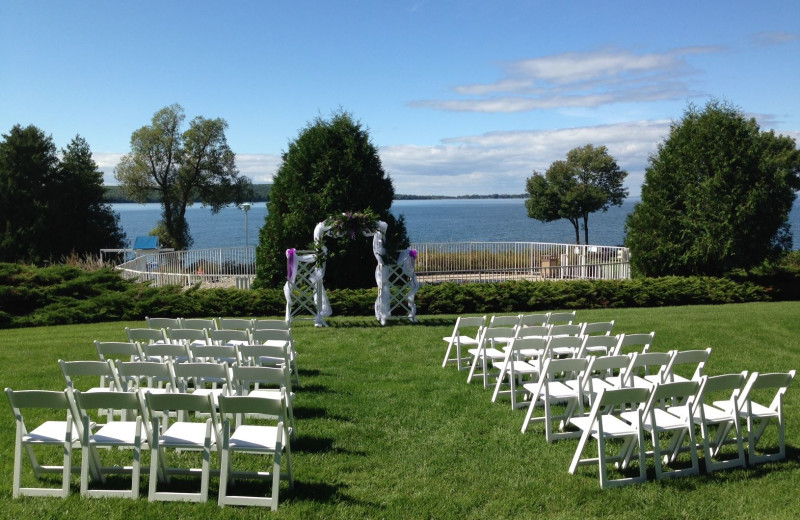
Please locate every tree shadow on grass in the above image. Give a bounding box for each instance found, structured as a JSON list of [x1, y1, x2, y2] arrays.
[[325, 316, 454, 328], [283, 481, 380, 509], [294, 406, 348, 421], [292, 434, 366, 457]]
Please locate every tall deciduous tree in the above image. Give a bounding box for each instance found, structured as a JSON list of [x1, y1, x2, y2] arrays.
[[255, 110, 409, 289], [526, 144, 628, 244], [0, 125, 125, 263], [114, 104, 251, 250], [625, 100, 800, 277]]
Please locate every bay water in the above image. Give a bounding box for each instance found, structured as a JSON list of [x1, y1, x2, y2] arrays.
[[112, 198, 800, 250]]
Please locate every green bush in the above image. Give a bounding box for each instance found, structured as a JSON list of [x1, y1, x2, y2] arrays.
[[0, 261, 797, 328]]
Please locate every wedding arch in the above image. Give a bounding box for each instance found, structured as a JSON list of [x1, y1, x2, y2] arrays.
[[283, 212, 419, 326]]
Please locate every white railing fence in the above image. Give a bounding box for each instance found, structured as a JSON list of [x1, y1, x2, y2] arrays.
[[410, 242, 631, 283], [116, 246, 255, 288], [114, 242, 631, 288]]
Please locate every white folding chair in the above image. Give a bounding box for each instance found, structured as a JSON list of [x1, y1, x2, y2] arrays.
[[467, 327, 515, 388], [621, 380, 702, 479], [217, 393, 294, 509], [575, 336, 618, 358], [252, 318, 291, 330], [442, 315, 486, 371], [71, 389, 151, 498], [491, 337, 546, 409], [146, 392, 221, 503], [181, 317, 218, 331], [60, 359, 123, 393], [548, 323, 583, 339], [116, 361, 176, 395], [547, 311, 576, 325], [735, 370, 795, 465], [6, 388, 80, 498], [231, 365, 295, 439], [145, 317, 182, 331], [95, 340, 144, 362], [210, 329, 252, 346], [625, 351, 674, 388], [218, 317, 255, 331], [125, 327, 166, 345], [613, 332, 655, 356], [580, 320, 615, 337], [662, 348, 712, 383], [251, 328, 299, 386], [173, 361, 235, 403], [143, 342, 191, 364], [548, 335, 584, 358], [521, 357, 588, 442], [672, 372, 747, 473], [166, 327, 210, 347], [568, 387, 650, 489], [581, 354, 632, 405]]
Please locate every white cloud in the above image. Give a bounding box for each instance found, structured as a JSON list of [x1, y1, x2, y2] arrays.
[[381, 120, 672, 196], [411, 47, 720, 113]]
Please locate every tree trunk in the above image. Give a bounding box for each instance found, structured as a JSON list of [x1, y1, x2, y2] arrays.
[[583, 213, 590, 245], [569, 218, 580, 244]]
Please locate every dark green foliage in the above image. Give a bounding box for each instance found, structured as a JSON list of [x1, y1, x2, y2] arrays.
[[625, 100, 800, 276], [526, 144, 627, 244], [255, 110, 409, 290], [0, 126, 124, 263], [2, 261, 797, 329]]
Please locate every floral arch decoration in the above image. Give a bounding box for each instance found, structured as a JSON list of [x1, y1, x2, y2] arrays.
[[284, 212, 419, 326]]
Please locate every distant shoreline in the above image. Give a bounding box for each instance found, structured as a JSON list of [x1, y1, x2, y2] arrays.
[[104, 184, 528, 203]]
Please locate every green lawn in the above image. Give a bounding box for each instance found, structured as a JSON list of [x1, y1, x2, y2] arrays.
[[1, 302, 799, 519]]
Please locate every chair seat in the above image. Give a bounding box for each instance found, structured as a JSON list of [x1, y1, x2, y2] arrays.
[[229, 425, 280, 452], [443, 335, 479, 345], [735, 401, 779, 419], [497, 360, 539, 375], [91, 422, 139, 446], [24, 421, 71, 444], [570, 414, 638, 438], [160, 422, 213, 447], [523, 381, 579, 401], [622, 409, 685, 430]]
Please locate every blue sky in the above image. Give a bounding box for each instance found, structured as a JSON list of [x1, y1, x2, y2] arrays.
[[2, 1, 798, 196]]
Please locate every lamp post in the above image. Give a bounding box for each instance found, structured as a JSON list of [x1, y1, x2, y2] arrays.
[[242, 202, 251, 249]]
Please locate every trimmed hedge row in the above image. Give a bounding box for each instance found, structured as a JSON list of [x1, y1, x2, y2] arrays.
[[2, 262, 797, 329]]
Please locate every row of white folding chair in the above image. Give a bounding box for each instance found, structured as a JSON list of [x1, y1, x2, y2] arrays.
[[5, 386, 293, 508], [442, 312, 590, 370], [146, 316, 290, 333]]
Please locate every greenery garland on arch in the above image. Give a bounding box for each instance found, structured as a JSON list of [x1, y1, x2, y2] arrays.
[[324, 209, 380, 240]]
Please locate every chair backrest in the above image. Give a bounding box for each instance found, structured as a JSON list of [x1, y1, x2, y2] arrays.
[[251, 328, 293, 345], [237, 344, 290, 367], [59, 359, 122, 391], [613, 332, 655, 355], [624, 351, 673, 385], [116, 361, 176, 391], [594, 386, 650, 412], [145, 391, 220, 445], [736, 370, 796, 414], [644, 379, 702, 416], [172, 361, 232, 393], [95, 340, 144, 362], [489, 315, 520, 328], [581, 321, 615, 336], [518, 313, 549, 327], [218, 317, 255, 331], [181, 318, 218, 331], [143, 342, 191, 363], [166, 327, 209, 345], [232, 365, 287, 395], [549, 324, 582, 338], [190, 344, 238, 364], [547, 335, 583, 357], [547, 311, 576, 325], [700, 371, 749, 407], [125, 327, 166, 345], [72, 389, 149, 440], [516, 324, 550, 339], [6, 387, 73, 412], [576, 335, 618, 358], [252, 319, 291, 331], [542, 356, 589, 381], [210, 329, 251, 345], [663, 348, 712, 382], [145, 317, 182, 330], [481, 326, 517, 345], [218, 393, 284, 419]]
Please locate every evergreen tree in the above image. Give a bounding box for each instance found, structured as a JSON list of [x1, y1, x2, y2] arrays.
[[625, 100, 800, 276], [255, 111, 409, 289], [0, 125, 125, 263]]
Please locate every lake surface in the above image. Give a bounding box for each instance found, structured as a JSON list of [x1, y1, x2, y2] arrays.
[[112, 198, 800, 250]]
